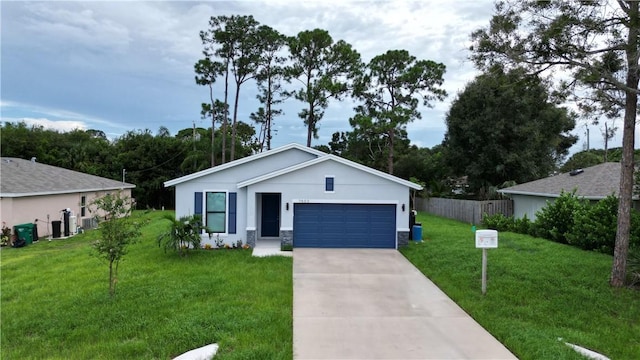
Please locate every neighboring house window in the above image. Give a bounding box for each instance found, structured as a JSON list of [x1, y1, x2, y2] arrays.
[[206, 192, 226, 233], [81, 196, 86, 217], [325, 176, 335, 192]]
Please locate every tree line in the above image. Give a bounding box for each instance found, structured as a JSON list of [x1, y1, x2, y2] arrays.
[[0, 122, 255, 209], [194, 15, 446, 174]]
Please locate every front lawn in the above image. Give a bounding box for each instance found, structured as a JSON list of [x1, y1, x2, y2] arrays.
[[1, 210, 292, 359], [401, 212, 640, 360]]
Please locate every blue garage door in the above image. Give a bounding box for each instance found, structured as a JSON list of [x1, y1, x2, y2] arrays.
[[293, 203, 396, 248]]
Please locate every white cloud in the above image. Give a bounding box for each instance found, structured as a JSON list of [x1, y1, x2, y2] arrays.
[[3, 117, 87, 132], [1, 101, 130, 131], [23, 2, 132, 54], [2, 0, 497, 149]]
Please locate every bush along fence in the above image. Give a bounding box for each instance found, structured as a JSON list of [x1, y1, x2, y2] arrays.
[[415, 197, 513, 225], [481, 191, 640, 254], [481, 191, 640, 285]]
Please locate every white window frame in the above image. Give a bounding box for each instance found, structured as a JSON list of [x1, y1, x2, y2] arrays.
[[204, 190, 228, 235]]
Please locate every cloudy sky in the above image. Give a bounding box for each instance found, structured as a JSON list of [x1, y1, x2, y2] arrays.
[[0, 0, 626, 154]]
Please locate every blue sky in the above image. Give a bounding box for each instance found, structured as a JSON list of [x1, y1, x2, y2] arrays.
[[1, 0, 629, 154]]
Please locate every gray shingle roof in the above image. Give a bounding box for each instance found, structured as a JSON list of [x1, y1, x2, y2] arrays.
[[499, 162, 622, 199], [0, 157, 135, 197]]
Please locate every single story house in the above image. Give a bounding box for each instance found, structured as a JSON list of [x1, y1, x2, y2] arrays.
[[0, 157, 135, 239], [164, 143, 422, 249], [498, 162, 636, 221]]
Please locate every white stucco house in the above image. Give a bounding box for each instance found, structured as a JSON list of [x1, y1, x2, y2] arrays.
[[164, 143, 422, 249], [0, 157, 135, 240], [498, 162, 636, 221]]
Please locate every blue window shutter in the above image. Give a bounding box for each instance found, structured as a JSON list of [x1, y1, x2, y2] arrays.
[[228, 192, 237, 234], [325, 177, 334, 191], [194, 192, 203, 218]]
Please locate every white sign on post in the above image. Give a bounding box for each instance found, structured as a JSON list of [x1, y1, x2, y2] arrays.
[[475, 229, 498, 248], [474, 229, 498, 295]]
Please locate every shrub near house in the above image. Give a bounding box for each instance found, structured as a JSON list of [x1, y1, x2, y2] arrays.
[[484, 192, 640, 253], [482, 192, 640, 284]]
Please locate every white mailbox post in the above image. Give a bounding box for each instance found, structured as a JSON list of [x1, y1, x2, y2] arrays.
[[475, 229, 498, 295]]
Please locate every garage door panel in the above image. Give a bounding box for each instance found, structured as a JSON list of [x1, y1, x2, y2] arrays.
[[293, 203, 396, 248]]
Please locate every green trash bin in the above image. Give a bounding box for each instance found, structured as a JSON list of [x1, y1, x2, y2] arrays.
[[13, 223, 35, 245]]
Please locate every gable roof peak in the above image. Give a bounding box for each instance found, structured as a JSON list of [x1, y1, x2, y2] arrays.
[[164, 142, 326, 187], [237, 152, 423, 190]]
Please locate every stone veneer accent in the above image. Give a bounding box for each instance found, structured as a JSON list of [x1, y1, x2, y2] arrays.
[[247, 230, 256, 248], [280, 230, 293, 250], [397, 231, 409, 247]]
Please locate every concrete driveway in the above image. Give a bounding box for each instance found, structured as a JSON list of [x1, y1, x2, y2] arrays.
[[293, 249, 517, 359]]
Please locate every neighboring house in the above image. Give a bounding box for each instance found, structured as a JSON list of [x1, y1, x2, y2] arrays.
[[498, 162, 635, 221], [164, 143, 422, 249], [0, 157, 135, 239]]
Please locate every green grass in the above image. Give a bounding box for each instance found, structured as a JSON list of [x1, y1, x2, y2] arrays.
[[5, 210, 639, 359], [402, 213, 640, 360], [1, 210, 292, 359]]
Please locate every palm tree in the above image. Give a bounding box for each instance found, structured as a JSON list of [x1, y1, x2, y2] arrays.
[[157, 214, 205, 256]]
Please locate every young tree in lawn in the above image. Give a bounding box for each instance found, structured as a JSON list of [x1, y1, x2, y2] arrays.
[[288, 29, 362, 147], [443, 66, 577, 196], [90, 192, 141, 297], [252, 25, 288, 151], [470, 0, 638, 287], [354, 50, 447, 174]]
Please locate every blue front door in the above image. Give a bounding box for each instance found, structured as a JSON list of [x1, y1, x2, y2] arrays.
[[261, 193, 281, 237]]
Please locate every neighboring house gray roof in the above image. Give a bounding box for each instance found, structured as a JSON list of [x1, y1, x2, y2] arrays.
[[0, 157, 135, 197], [498, 162, 625, 200]]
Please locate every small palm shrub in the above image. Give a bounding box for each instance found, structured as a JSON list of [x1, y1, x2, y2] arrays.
[[157, 214, 205, 256]]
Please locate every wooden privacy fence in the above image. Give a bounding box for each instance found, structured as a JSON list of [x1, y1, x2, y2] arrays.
[[415, 197, 513, 225]]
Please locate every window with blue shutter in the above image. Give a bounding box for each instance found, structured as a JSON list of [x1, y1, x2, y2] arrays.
[[194, 192, 203, 233], [228, 192, 237, 234], [206, 192, 226, 233], [194, 192, 203, 217]]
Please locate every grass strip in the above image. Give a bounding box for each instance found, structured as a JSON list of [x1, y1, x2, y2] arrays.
[[1, 210, 292, 359], [401, 213, 640, 360]]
